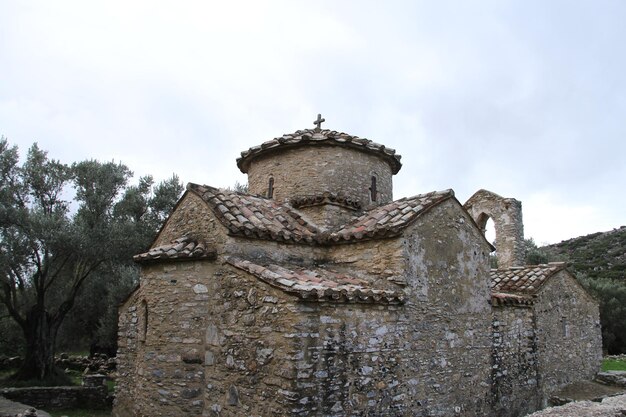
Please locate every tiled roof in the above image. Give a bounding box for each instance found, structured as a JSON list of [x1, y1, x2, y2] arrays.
[[491, 292, 534, 307], [225, 256, 404, 304], [187, 183, 320, 244], [187, 184, 454, 245], [236, 128, 403, 174], [134, 236, 216, 263], [327, 190, 454, 242], [490, 263, 567, 295]]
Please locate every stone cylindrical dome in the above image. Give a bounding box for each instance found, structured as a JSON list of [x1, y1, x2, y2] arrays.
[[237, 129, 402, 210]]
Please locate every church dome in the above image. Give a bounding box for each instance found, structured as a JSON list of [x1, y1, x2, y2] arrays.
[[237, 118, 402, 211]]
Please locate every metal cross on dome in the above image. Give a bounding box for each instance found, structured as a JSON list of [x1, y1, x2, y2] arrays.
[[313, 114, 325, 131]]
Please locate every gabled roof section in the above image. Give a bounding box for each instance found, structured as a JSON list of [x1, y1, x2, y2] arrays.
[[187, 183, 320, 244], [236, 128, 402, 174], [327, 190, 455, 242], [134, 236, 216, 264], [225, 256, 404, 304], [490, 263, 567, 295], [187, 184, 454, 245]]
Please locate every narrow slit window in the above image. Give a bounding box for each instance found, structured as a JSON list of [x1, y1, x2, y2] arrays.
[[268, 177, 274, 199], [370, 176, 377, 202], [139, 300, 148, 343]]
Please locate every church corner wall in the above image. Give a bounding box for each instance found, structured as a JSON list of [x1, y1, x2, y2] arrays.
[[533, 270, 602, 404], [397, 198, 494, 415], [113, 288, 142, 417], [491, 305, 541, 417], [113, 260, 217, 417]]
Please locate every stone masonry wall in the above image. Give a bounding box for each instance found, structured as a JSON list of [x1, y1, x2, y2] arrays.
[[153, 191, 229, 249], [115, 261, 215, 417], [464, 190, 525, 268], [534, 270, 602, 406], [246, 146, 394, 210], [491, 306, 541, 417], [114, 288, 141, 417]]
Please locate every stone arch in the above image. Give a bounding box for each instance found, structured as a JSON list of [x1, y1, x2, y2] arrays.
[[464, 189, 525, 268]]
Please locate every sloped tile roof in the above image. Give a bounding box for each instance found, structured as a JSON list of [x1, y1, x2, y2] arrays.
[[225, 256, 404, 304], [236, 128, 403, 174], [187, 183, 320, 243], [134, 236, 216, 263], [490, 263, 567, 295], [187, 184, 454, 245], [328, 190, 454, 242], [491, 292, 534, 306]]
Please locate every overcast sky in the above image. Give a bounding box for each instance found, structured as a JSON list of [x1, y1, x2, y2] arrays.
[[1, 1, 625, 245]]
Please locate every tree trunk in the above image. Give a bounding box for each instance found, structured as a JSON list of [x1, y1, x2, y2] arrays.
[[11, 306, 66, 383]]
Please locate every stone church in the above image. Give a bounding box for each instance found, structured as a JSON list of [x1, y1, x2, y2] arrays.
[[113, 118, 601, 417]]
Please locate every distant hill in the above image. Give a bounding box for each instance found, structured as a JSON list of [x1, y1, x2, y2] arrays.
[[541, 226, 626, 281]]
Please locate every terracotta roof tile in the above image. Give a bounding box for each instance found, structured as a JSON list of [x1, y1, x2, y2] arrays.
[[187, 184, 453, 245], [329, 190, 454, 242], [236, 128, 402, 174], [134, 236, 216, 263], [225, 256, 404, 304], [490, 263, 567, 295], [188, 183, 320, 244], [491, 292, 534, 306]]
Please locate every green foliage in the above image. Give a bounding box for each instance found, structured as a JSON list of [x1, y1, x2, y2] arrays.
[[0, 137, 183, 380], [543, 226, 626, 281], [523, 238, 550, 265], [601, 358, 626, 371], [577, 274, 626, 354], [228, 181, 248, 193]]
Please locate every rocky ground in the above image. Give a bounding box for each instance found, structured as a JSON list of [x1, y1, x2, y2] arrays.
[[527, 393, 626, 417], [0, 397, 49, 417]]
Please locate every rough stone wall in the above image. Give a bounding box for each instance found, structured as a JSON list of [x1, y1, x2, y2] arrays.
[[393, 198, 494, 415], [114, 288, 141, 417], [114, 261, 214, 417], [153, 191, 229, 248], [464, 189, 524, 268], [246, 146, 394, 210], [0, 385, 109, 410], [296, 204, 360, 230], [533, 270, 602, 405], [491, 306, 541, 417]]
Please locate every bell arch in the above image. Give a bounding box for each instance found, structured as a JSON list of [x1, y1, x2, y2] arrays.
[[464, 189, 525, 268]]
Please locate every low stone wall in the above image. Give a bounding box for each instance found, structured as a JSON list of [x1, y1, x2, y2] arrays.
[[0, 355, 116, 375], [0, 376, 110, 410]]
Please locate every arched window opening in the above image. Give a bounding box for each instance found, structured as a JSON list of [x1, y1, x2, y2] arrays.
[[370, 176, 377, 202], [485, 217, 496, 246], [139, 300, 148, 343], [267, 177, 274, 199], [486, 217, 498, 268]]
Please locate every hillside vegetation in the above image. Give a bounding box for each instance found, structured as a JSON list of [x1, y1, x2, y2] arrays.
[[542, 226, 626, 281], [538, 226, 626, 354]]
